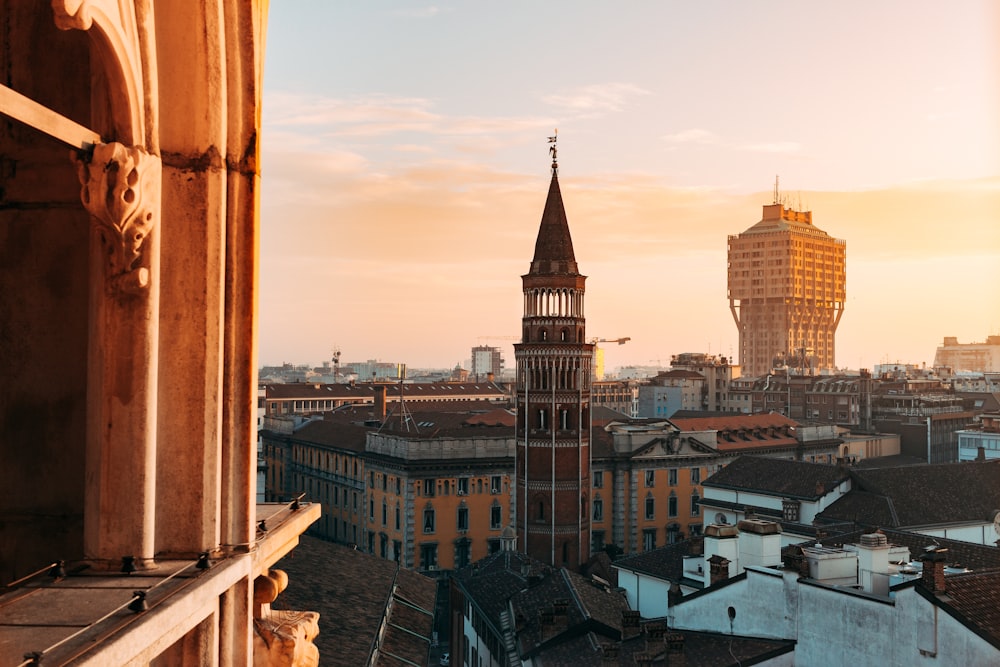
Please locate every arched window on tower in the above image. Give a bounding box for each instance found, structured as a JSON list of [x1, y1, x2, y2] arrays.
[[538, 500, 545, 521], [540, 329, 548, 342], [560, 328, 568, 342]]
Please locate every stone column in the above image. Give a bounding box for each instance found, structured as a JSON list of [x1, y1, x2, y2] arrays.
[[78, 142, 161, 566]]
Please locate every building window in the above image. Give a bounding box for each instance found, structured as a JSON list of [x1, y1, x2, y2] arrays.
[[689, 523, 703, 537], [423, 506, 435, 533], [382, 499, 387, 525], [538, 409, 547, 430], [593, 471, 603, 488], [668, 468, 678, 486], [645, 494, 655, 520], [643, 529, 656, 551], [560, 409, 569, 430], [369, 498, 374, 520], [645, 470, 655, 487], [491, 476, 502, 494], [668, 493, 678, 518], [490, 502, 502, 529], [457, 506, 469, 531], [382, 475, 388, 491], [488, 538, 501, 555], [458, 477, 469, 495], [423, 478, 435, 497], [395, 504, 401, 530], [592, 530, 606, 553], [455, 540, 471, 569], [782, 499, 800, 522], [537, 500, 545, 521], [367, 531, 374, 553], [667, 523, 681, 544], [690, 467, 701, 484], [420, 544, 438, 570], [379, 533, 387, 559], [593, 497, 603, 522], [691, 490, 700, 516]]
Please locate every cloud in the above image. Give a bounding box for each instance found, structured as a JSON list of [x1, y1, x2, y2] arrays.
[[738, 141, 802, 154], [661, 128, 801, 154], [543, 83, 650, 115], [662, 128, 720, 145], [385, 6, 443, 19]]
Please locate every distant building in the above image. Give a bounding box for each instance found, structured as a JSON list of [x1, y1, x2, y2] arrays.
[[934, 335, 1000, 373], [263, 380, 508, 417], [592, 379, 640, 417], [728, 199, 846, 377], [470, 344, 504, 380], [957, 413, 1000, 462]]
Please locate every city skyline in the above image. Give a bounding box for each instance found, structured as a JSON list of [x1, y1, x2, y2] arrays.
[[259, 2, 999, 372]]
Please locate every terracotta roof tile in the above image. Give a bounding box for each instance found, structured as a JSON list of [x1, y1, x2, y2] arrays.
[[273, 536, 436, 666]]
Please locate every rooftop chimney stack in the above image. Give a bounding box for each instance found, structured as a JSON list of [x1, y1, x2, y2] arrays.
[[920, 548, 948, 594]]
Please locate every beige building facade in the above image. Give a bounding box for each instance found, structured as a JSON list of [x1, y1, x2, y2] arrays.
[[728, 202, 846, 377]]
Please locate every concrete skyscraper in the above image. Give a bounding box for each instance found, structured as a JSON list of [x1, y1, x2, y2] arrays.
[[514, 139, 594, 568], [728, 194, 846, 377]]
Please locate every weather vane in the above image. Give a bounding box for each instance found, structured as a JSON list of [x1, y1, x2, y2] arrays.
[[548, 129, 558, 175]]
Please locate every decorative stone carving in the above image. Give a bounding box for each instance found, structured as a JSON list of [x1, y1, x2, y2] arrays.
[[76, 142, 160, 293], [253, 611, 321, 667], [252, 569, 320, 667]]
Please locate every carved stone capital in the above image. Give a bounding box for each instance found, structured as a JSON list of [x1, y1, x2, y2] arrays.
[[52, 0, 94, 31], [76, 142, 160, 293], [253, 611, 320, 667]]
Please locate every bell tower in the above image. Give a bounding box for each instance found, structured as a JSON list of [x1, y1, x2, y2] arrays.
[[514, 135, 594, 568]]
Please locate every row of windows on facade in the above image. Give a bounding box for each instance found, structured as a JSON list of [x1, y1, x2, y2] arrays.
[[416, 475, 504, 497], [591, 523, 702, 552], [591, 492, 700, 522], [418, 537, 505, 570], [420, 503, 504, 533]]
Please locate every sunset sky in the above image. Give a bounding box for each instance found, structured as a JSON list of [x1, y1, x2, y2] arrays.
[[259, 1, 999, 374]]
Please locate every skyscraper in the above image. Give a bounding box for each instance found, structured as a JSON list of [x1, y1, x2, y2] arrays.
[[514, 140, 594, 568], [728, 194, 846, 377]]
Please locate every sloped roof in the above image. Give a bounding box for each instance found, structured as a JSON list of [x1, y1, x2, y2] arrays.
[[703, 456, 849, 500], [612, 540, 692, 582], [274, 536, 436, 667], [454, 550, 548, 630], [819, 460, 1000, 528], [528, 174, 579, 276], [933, 569, 1000, 649]]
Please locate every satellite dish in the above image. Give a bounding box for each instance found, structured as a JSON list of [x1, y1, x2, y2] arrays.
[[991, 509, 1000, 537], [715, 513, 728, 525]]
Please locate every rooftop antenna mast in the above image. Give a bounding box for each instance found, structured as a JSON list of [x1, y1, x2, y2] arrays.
[[773, 174, 779, 204], [548, 129, 558, 176]]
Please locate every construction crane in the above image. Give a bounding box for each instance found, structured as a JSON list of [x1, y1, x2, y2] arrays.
[[591, 337, 631, 346]]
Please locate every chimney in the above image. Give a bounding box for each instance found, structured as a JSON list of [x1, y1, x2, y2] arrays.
[[621, 609, 641, 640], [815, 480, 825, 496], [920, 548, 948, 594], [708, 554, 731, 585], [667, 581, 683, 607], [539, 608, 555, 639], [665, 633, 686, 667], [374, 385, 387, 421], [976, 446, 986, 462], [600, 643, 620, 667], [552, 598, 569, 632], [855, 532, 891, 595], [487, 372, 495, 383], [644, 620, 666, 653]]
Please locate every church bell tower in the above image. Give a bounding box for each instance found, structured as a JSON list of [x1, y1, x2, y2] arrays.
[[514, 135, 594, 568]]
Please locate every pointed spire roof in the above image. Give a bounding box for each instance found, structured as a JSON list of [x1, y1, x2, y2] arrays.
[[528, 173, 579, 276]]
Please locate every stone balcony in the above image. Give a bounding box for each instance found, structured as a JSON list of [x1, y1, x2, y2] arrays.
[[0, 502, 320, 666]]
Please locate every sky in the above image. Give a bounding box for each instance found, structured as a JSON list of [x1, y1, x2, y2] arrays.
[[258, 1, 1000, 374]]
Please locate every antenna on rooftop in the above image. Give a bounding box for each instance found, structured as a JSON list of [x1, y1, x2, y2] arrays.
[[773, 174, 779, 204]]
